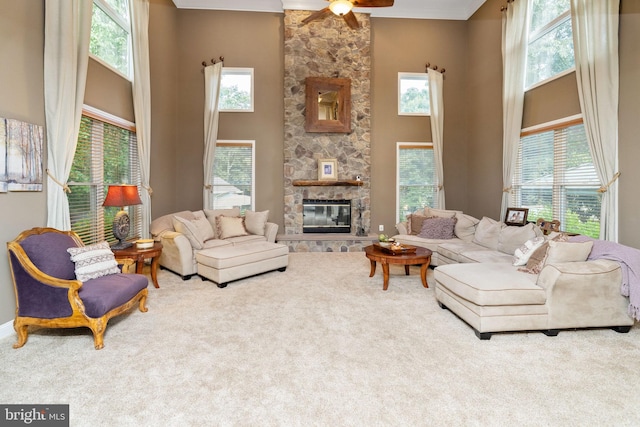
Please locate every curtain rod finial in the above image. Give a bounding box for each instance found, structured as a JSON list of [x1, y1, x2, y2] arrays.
[[202, 61, 207, 67]]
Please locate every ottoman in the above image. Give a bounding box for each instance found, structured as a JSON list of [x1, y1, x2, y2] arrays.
[[196, 242, 289, 288]]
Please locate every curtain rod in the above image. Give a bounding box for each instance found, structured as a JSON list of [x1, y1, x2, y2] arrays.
[[202, 56, 224, 67], [500, 0, 515, 12], [425, 62, 445, 74]]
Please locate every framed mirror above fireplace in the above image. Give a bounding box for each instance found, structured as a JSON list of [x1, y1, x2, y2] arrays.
[[305, 77, 351, 133]]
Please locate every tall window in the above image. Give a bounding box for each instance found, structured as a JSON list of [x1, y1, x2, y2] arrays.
[[397, 143, 436, 223], [525, 0, 574, 89], [212, 141, 255, 212], [511, 117, 601, 237], [90, 0, 131, 78], [68, 107, 141, 245]]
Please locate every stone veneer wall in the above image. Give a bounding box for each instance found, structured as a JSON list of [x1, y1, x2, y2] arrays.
[[283, 10, 371, 251]]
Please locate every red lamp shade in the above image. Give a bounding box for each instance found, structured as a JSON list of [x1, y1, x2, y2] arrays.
[[103, 185, 142, 208]]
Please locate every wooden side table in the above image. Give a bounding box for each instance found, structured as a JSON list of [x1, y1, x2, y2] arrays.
[[112, 242, 163, 288]]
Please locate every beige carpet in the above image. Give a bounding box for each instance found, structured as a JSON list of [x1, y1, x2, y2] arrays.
[[1, 252, 640, 426]]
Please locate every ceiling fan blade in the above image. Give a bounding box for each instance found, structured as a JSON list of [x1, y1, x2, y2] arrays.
[[302, 7, 332, 25], [342, 11, 360, 29], [353, 0, 394, 7]]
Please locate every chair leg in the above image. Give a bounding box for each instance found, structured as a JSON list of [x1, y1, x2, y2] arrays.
[[474, 330, 492, 340], [138, 292, 149, 313], [89, 319, 107, 350], [13, 320, 28, 349], [542, 329, 559, 337]]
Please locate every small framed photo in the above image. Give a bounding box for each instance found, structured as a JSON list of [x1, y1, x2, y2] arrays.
[[504, 207, 529, 226], [318, 158, 338, 181]]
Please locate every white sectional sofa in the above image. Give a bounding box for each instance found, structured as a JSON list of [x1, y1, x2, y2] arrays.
[[393, 208, 634, 339], [150, 208, 288, 286]]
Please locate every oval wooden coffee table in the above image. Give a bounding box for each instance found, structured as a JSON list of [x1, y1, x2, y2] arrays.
[[364, 244, 432, 291]]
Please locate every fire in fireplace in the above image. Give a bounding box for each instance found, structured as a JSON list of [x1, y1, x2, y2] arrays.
[[302, 199, 351, 233]]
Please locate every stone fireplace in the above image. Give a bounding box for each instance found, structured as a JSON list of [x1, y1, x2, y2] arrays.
[[281, 11, 373, 251]]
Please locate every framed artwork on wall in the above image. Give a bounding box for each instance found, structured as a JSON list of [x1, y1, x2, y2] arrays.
[[318, 158, 338, 181], [505, 207, 529, 226]]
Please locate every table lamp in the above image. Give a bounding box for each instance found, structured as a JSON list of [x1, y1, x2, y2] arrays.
[[103, 184, 142, 249]]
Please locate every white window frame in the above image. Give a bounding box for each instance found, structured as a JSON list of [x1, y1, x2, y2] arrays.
[[396, 142, 436, 224], [90, 0, 132, 80], [398, 72, 430, 116], [68, 105, 141, 245], [219, 68, 255, 113], [212, 140, 255, 212], [525, 1, 575, 90], [512, 114, 601, 237]]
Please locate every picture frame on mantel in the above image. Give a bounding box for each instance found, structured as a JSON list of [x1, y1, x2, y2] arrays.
[[318, 159, 338, 181]]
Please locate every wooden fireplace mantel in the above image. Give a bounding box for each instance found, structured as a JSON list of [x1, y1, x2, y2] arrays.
[[292, 179, 363, 187]]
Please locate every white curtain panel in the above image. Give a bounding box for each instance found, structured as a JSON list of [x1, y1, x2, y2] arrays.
[[44, 0, 92, 230], [203, 62, 223, 209], [130, 0, 153, 238], [428, 68, 446, 209], [499, 0, 529, 221], [571, 0, 620, 242]]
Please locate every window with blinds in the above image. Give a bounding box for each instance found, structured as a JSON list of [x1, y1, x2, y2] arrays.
[[396, 143, 436, 223], [511, 118, 600, 237], [68, 108, 141, 245], [212, 141, 255, 212]]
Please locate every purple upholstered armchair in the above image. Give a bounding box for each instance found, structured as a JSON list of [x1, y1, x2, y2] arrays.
[[7, 227, 149, 350]]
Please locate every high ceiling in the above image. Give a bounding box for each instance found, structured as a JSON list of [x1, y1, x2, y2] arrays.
[[172, 0, 488, 21]]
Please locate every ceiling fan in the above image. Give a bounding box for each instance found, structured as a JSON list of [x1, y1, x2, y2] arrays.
[[301, 0, 395, 30]]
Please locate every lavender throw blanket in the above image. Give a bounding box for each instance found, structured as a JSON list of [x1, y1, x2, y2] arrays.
[[570, 235, 640, 321]]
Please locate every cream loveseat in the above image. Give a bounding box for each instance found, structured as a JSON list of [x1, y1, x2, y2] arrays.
[[393, 208, 634, 339], [150, 208, 288, 286]]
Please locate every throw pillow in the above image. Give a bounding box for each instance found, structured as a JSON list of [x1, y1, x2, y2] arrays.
[[217, 215, 249, 239], [418, 217, 457, 239], [67, 241, 120, 282], [513, 236, 546, 266], [472, 217, 504, 250], [204, 208, 241, 238], [545, 240, 593, 264], [172, 215, 214, 249], [498, 223, 541, 255], [244, 210, 269, 236], [519, 233, 569, 274], [454, 213, 480, 242], [408, 214, 432, 235]]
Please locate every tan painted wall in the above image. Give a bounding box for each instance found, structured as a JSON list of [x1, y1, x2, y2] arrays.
[[370, 17, 469, 233], [148, 0, 179, 218], [0, 0, 47, 326], [172, 10, 285, 227]]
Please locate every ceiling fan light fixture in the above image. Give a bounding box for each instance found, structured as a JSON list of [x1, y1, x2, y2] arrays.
[[329, 0, 353, 16]]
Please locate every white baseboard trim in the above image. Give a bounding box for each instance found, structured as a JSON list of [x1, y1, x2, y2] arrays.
[[0, 320, 14, 342]]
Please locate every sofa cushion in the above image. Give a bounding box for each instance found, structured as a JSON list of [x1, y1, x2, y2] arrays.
[[226, 234, 268, 245], [435, 263, 544, 306], [425, 208, 460, 218], [150, 210, 196, 237], [204, 208, 241, 238], [217, 215, 249, 239], [459, 250, 515, 264], [438, 241, 487, 264], [545, 240, 593, 264], [472, 217, 504, 250], [67, 241, 120, 282], [172, 215, 214, 250], [203, 239, 233, 249], [244, 210, 269, 236], [418, 217, 457, 239], [454, 214, 480, 242], [497, 223, 541, 255]]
